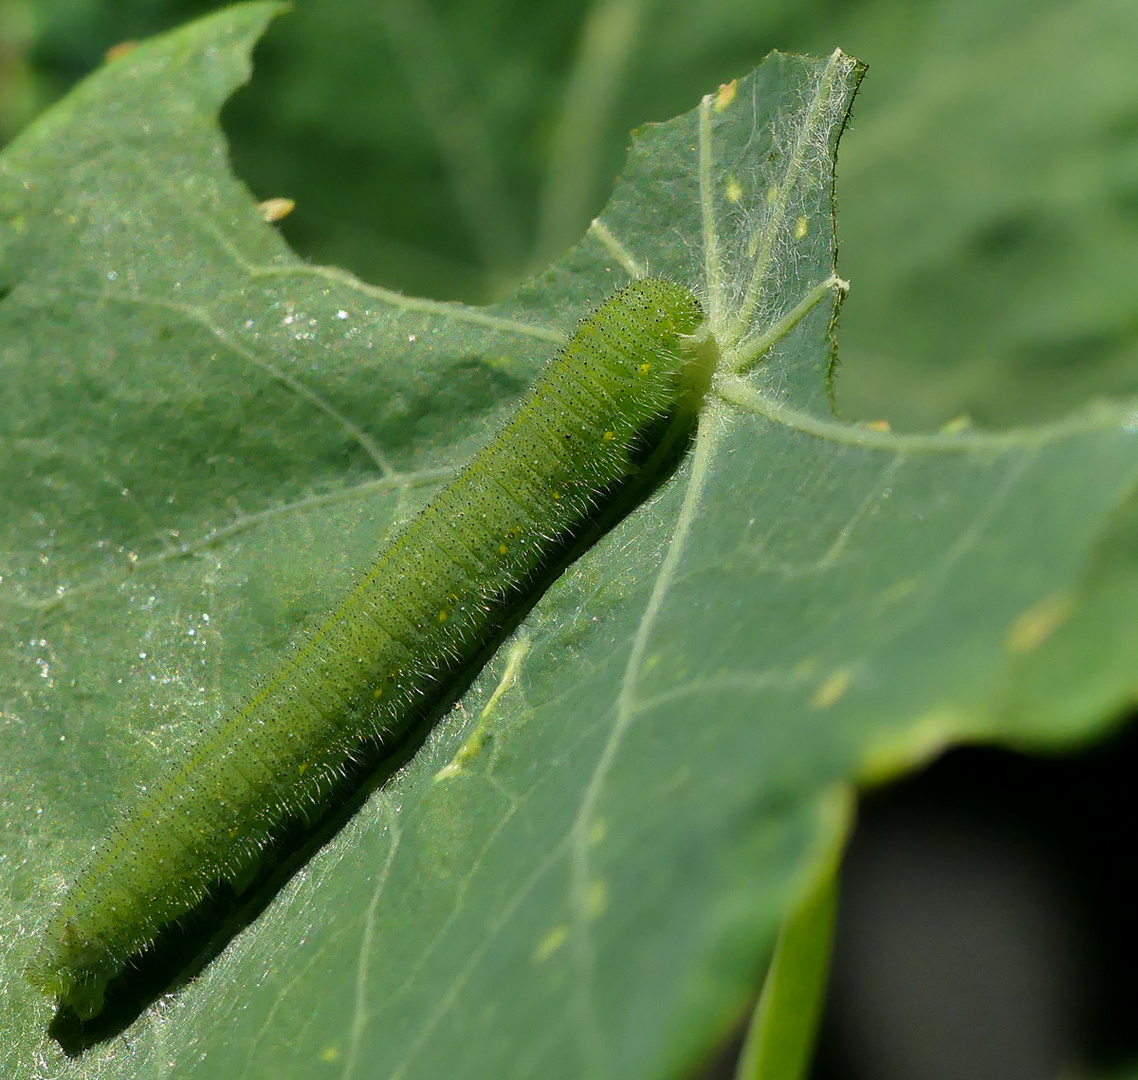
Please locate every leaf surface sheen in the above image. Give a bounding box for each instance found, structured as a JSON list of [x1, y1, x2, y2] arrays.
[[2, 7, 1138, 1080]]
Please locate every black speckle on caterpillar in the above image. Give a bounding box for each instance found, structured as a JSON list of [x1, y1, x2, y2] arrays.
[[28, 278, 714, 1020]]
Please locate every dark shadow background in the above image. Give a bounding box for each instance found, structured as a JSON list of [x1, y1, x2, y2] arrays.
[[7, 2, 1138, 1077], [811, 720, 1138, 1080], [695, 717, 1138, 1080]]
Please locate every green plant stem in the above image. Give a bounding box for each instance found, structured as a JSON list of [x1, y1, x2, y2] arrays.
[[734, 793, 848, 1080]]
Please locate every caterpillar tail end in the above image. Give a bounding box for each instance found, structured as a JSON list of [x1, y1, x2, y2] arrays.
[[26, 925, 112, 1021]]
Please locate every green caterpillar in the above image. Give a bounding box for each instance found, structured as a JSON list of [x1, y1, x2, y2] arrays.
[[28, 278, 713, 1020]]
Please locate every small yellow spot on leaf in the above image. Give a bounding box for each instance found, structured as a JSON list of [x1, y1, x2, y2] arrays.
[[533, 925, 570, 962], [319, 1045, 342, 1064], [1006, 592, 1074, 654], [866, 419, 891, 433], [714, 80, 738, 111], [105, 40, 139, 62], [939, 414, 972, 434], [725, 177, 744, 204], [258, 197, 296, 223], [811, 668, 853, 709], [589, 818, 606, 846], [586, 879, 608, 920], [795, 215, 809, 239]]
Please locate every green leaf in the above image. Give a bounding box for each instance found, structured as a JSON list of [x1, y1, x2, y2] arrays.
[[3, 6, 1138, 1080], [814, 0, 1138, 429]]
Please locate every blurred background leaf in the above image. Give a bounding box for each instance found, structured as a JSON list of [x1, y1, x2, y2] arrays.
[[3, 2, 1138, 1079], [5, 0, 1136, 430]]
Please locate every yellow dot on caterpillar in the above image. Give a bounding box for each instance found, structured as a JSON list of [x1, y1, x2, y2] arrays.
[[373, 687, 383, 698], [438, 609, 448, 623], [639, 362, 651, 375], [602, 431, 615, 441], [499, 543, 508, 555]]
